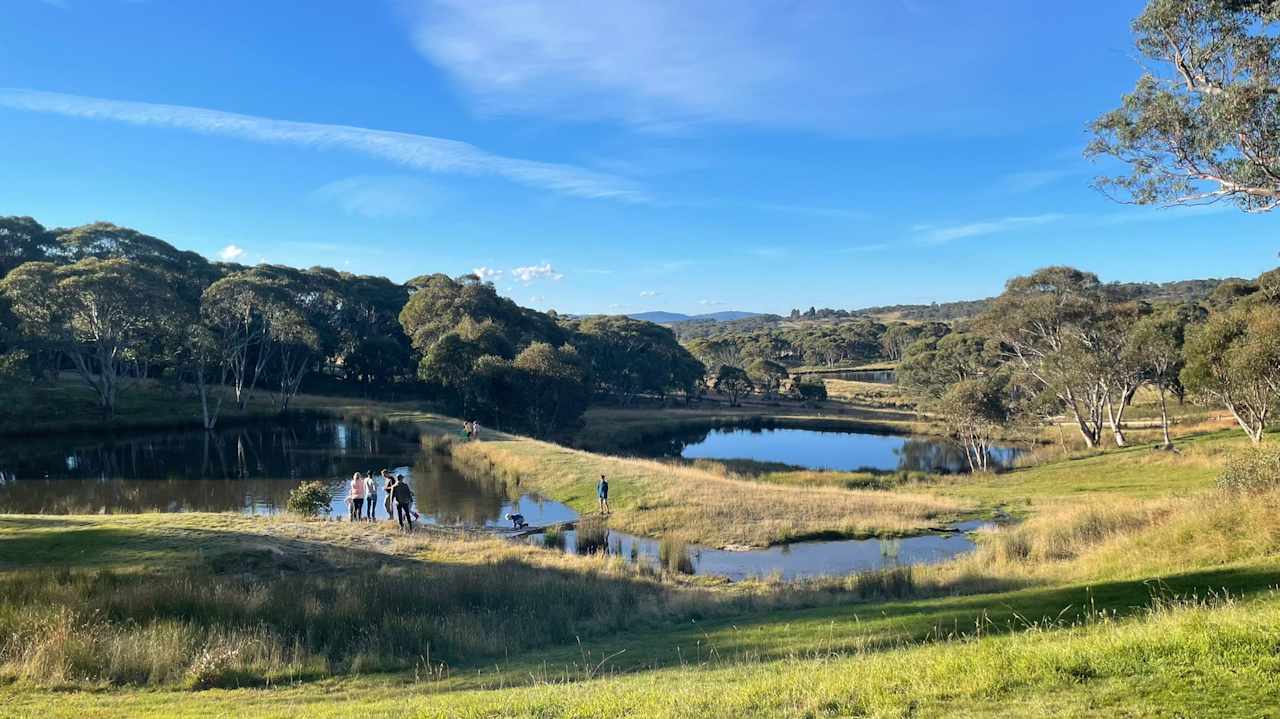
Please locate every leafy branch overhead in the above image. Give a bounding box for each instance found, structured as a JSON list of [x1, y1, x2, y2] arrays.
[[1088, 0, 1280, 212]]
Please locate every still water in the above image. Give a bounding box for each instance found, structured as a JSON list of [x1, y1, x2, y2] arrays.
[[531, 520, 986, 582], [0, 419, 986, 579], [797, 369, 896, 384], [645, 426, 1020, 474]]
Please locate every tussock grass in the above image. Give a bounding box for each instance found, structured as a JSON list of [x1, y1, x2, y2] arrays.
[[449, 436, 970, 548]]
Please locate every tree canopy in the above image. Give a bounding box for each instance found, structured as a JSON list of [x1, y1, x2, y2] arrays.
[[1089, 0, 1280, 212]]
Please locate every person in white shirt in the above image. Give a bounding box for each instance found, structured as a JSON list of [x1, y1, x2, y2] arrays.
[[363, 472, 378, 521]]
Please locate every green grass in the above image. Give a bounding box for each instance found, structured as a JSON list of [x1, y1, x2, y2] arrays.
[[4, 575, 1280, 716]]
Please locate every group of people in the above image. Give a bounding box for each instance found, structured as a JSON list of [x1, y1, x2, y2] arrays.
[[348, 468, 417, 531], [461, 420, 481, 440]]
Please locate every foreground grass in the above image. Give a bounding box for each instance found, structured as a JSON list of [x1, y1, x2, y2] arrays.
[[4, 584, 1279, 717]]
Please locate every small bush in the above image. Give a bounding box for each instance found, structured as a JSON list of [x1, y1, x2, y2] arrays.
[[1218, 446, 1280, 493], [574, 517, 609, 554], [543, 525, 566, 551], [286, 481, 332, 518], [658, 536, 694, 574], [0, 350, 29, 384]]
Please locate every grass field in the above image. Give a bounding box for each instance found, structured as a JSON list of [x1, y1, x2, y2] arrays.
[[3, 481, 1279, 716], [6, 380, 1280, 716]]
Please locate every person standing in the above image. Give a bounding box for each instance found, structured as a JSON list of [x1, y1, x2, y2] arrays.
[[363, 472, 378, 521], [392, 474, 415, 532], [597, 474, 610, 515], [382, 469, 395, 521], [349, 471, 366, 521]]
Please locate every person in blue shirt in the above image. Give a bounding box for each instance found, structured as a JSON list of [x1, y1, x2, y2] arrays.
[[597, 474, 610, 515]]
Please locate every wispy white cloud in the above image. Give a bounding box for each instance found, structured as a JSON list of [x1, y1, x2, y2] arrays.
[[217, 244, 246, 262], [400, 0, 1005, 133], [698, 299, 726, 307], [913, 213, 1066, 244], [511, 262, 563, 282], [472, 266, 503, 281], [0, 88, 645, 201], [639, 290, 660, 297], [314, 175, 440, 219]]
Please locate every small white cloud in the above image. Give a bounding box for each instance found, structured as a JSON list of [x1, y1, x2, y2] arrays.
[[218, 244, 246, 262], [699, 299, 726, 307], [473, 266, 503, 281], [511, 262, 564, 283], [639, 290, 660, 298], [914, 213, 1066, 245]]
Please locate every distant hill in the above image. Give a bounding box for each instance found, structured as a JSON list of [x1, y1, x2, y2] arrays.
[[849, 277, 1239, 322], [628, 310, 762, 324]]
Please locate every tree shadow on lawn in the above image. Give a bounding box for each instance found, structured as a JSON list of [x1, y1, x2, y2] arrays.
[[7, 515, 1278, 694], [498, 562, 1280, 687]]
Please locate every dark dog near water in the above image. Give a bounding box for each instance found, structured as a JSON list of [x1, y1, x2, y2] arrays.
[[505, 513, 527, 529]]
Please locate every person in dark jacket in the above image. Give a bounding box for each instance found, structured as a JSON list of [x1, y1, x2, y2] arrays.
[[597, 474, 610, 515], [391, 474, 415, 531]]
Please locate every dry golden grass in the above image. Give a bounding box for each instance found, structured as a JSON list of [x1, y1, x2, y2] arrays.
[[448, 434, 971, 547]]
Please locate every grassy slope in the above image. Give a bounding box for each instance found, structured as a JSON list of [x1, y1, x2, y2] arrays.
[[6, 381, 1279, 715], [444, 430, 969, 547], [8, 593, 1280, 718]]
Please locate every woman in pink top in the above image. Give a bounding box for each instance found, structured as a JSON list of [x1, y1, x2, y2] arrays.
[[349, 472, 366, 521]]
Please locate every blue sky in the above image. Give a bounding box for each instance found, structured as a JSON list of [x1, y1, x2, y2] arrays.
[[2, 0, 1277, 315]]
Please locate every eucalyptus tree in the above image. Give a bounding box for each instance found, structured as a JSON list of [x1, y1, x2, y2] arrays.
[[1089, 0, 1280, 212], [0, 258, 183, 416], [898, 331, 1012, 471], [0, 216, 54, 277], [1182, 302, 1280, 444], [714, 365, 753, 406], [1126, 306, 1197, 448], [570, 315, 702, 403], [981, 267, 1118, 448], [747, 358, 788, 398], [511, 342, 589, 438]]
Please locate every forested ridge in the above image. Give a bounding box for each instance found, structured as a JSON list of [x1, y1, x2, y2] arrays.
[[0, 216, 703, 438]]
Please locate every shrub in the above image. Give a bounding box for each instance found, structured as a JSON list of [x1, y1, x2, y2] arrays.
[[795, 380, 827, 401], [574, 516, 610, 554], [658, 536, 694, 574], [1218, 446, 1280, 493], [286, 481, 332, 518], [0, 350, 29, 384]]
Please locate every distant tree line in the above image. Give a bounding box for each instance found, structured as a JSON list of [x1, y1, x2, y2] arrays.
[[0, 216, 704, 439], [897, 265, 1280, 469]]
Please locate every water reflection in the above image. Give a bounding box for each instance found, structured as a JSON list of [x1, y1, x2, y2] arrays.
[[0, 419, 418, 515], [636, 426, 1020, 474], [532, 520, 990, 581]]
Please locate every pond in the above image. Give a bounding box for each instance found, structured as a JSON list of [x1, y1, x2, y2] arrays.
[[0, 418, 541, 523], [638, 426, 1020, 474], [797, 369, 896, 384], [0, 419, 990, 579], [530, 520, 988, 582]]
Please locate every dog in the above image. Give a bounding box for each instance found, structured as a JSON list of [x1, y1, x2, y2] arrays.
[[505, 513, 528, 529]]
